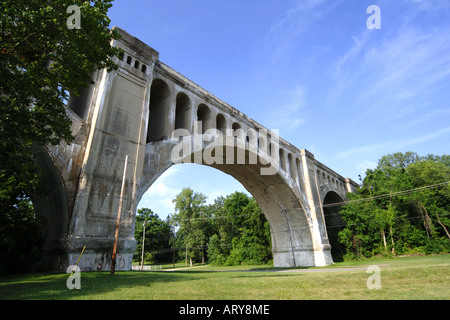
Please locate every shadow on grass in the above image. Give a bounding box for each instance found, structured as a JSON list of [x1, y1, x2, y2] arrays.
[[0, 271, 200, 300], [0, 269, 301, 300]]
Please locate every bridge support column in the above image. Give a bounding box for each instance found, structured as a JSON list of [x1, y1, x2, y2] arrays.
[[65, 29, 159, 271], [270, 211, 331, 268], [300, 149, 333, 266], [271, 228, 318, 268], [254, 173, 332, 268]]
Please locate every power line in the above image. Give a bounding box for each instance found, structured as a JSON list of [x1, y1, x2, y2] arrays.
[[321, 180, 450, 209], [139, 182, 450, 258], [142, 243, 233, 255], [169, 182, 450, 222], [139, 181, 449, 232], [172, 212, 261, 222]]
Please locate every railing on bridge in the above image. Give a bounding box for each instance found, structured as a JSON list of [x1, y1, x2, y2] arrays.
[[132, 265, 162, 271]]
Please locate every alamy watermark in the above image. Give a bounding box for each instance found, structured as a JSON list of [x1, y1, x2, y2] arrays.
[[66, 245, 85, 289], [170, 122, 281, 176], [67, 5, 81, 29], [367, 5, 381, 30], [366, 265, 381, 290], [66, 265, 81, 289]]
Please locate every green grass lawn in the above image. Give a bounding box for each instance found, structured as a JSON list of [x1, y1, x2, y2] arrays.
[[0, 254, 449, 300]]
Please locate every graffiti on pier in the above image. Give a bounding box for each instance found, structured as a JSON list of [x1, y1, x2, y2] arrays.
[[69, 252, 131, 271]]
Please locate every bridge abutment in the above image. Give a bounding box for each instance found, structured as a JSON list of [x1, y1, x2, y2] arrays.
[[63, 28, 159, 271]]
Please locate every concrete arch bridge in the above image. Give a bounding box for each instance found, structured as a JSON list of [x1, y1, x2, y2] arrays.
[[37, 27, 358, 271]]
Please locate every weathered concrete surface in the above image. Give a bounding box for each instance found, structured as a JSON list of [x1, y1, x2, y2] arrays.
[[38, 27, 358, 271]]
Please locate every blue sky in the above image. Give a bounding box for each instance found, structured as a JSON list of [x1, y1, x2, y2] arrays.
[[108, 0, 450, 219]]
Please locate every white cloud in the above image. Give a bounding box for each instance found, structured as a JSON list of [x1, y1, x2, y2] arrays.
[[138, 181, 177, 212], [262, 0, 333, 64], [334, 141, 387, 161], [331, 24, 450, 128], [401, 126, 450, 146], [403, 0, 450, 11], [264, 86, 308, 131], [334, 32, 370, 80], [404, 108, 450, 128], [147, 182, 170, 196], [334, 126, 450, 161], [137, 167, 182, 216], [363, 30, 450, 96]]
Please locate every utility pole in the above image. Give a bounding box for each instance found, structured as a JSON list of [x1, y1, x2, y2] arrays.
[[110, 155, 128, 275], [140, 219, 146, 271]]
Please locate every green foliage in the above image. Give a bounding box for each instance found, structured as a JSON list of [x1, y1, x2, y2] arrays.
[[339, 152, 450, 260], [0, 0, 120, 274], [206, 234, 226, 266], [0, 198, 44, 275], [223, 195, 271, 265], [134, 151, 449, 266], [207, 192, 272, 266], [136, 190, 272, 267], [171, 187, 208, 265], [134, 208, 172, 264]]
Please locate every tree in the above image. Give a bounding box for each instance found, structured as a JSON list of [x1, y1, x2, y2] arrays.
[[0, 198, 44, 274], [228, 195, 271, 265], [167, 189, 273, 267], [339, 152, 450, 260], [407, 160, 450, 242], [134, 208, 172, 264], [339, 193, 381, 259], [377, 152, 420, 170], [172, 188, 207, 266], [206, 234, 226, 266], [0, 0, 121, 274], [207, 192, 272, 265]]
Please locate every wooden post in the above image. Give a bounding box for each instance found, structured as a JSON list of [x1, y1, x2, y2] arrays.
[[111, 155, 128, 275], [70, 245, 86, 277]]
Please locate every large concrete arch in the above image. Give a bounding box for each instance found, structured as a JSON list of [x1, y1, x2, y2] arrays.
[[139, 136, 327, 267], [322, 191, 346, 262], [32, 146, 70, 271]]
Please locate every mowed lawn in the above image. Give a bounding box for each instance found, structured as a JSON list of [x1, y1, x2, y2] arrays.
[[0, 254, 448, 300]]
